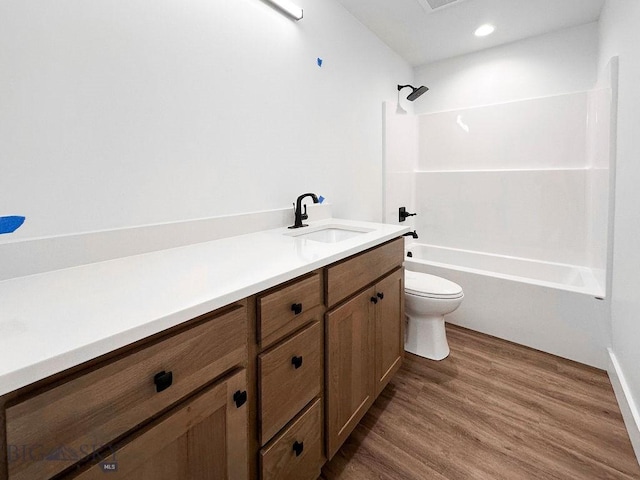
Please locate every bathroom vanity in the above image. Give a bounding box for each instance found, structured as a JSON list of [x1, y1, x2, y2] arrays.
[[0, 220, 406, 480]]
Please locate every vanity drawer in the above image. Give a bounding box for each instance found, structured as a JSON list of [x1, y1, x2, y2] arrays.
[[6, 304, 247, 480], [259, 321, 322, 444], [258, 272, 322, 348], [64, 369, 248, 480], [260, 398, 323, 480], [325, 237, 404, 308]]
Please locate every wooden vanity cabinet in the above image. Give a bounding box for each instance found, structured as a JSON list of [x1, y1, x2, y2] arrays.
[[324, 238, 405, 460], [253, 239, 405, 477], [1, 302, 249, 480], [0, 236, 405, 480]]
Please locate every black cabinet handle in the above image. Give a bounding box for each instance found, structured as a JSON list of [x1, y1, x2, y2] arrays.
[[233, 390, 248, 408], [370, 296, 378, 304], [153, 371, 173, 393], [377, 292, 384, 300], [291, 356, 303, 369], [291, 303, 303, 315], [293, 441, 304, 457]]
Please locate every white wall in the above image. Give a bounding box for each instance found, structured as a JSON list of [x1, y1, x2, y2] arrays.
[[413, 22, 599, 114], [0, 0, 412, 242], [599, 0, 640, 460]]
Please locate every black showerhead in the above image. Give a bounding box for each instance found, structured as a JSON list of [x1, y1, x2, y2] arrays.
[[407, 85, 429, 101], [397, 84, 429, 101]]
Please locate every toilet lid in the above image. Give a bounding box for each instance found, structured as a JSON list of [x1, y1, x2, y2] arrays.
[[405, 270, 463, 298]]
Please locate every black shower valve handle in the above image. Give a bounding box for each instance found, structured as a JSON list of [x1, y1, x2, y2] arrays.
[[399, 207, 417, 222]]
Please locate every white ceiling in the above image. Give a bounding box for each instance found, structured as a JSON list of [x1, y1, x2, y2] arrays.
[[333, 0, 605, 67]]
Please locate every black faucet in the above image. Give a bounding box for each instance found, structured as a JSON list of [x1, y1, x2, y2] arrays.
[[403, 230, 419, 239], [288, 193, 319, 229]]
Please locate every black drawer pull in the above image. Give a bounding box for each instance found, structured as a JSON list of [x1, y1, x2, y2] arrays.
[[370, 296, 378, 304], [291, 356, 303, 369], [293, 441, 304, 457], [153, 370, 173, 393], [291, 303, 303, 315], [233, 390, 248, 409], [377, 292, 384, 300]]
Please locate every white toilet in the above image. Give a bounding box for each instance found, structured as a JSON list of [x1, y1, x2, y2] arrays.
[[404, 270, 464, 360]]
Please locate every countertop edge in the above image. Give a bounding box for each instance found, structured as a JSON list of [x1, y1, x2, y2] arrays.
[[0, 220, 408, 396]]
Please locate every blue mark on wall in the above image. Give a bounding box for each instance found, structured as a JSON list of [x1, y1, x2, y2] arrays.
[[0, 216, 26, 235], [317, 57, 323, 67]]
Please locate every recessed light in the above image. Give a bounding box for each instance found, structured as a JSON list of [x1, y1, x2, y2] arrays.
[[474, 24, 495, 37]]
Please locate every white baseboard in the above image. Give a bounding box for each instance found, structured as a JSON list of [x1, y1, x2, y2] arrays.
[[608, 348, 640, 465]]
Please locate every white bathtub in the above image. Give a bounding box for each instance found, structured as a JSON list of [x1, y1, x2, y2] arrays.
[[406, 244, 603, 296], [404, 244, 609, 368]]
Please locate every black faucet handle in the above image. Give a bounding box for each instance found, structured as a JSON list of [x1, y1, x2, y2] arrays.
[[399, 207, 417, 222]]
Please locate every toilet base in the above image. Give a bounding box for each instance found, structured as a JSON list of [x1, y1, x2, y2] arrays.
[[404, 314, 450, 361]]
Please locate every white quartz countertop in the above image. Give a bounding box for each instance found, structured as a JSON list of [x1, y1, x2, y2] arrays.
[[0, 218, 408, 396]]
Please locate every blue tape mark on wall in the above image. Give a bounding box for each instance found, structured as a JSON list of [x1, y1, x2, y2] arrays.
[[0, 216, 26, 234], [317, 57, 323, 67]]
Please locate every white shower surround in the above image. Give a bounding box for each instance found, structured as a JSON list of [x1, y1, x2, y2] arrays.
[[414, 90, 611, 276], [382, 76, 614, 369], [414, 168, 591, 267]]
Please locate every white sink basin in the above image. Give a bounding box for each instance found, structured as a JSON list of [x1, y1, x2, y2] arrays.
[[285, 224, 373, 243]]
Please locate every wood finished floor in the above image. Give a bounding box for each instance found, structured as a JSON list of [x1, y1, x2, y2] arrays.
[[322, 324, 640, 480]]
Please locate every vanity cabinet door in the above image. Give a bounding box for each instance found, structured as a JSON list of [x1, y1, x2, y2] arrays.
[[325, 288, 375, 460], [67, 370, 248, 480], [374, 268, 404, 397]]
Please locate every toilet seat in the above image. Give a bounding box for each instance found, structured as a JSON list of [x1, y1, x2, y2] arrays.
[[405, 270, 463, 299]]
